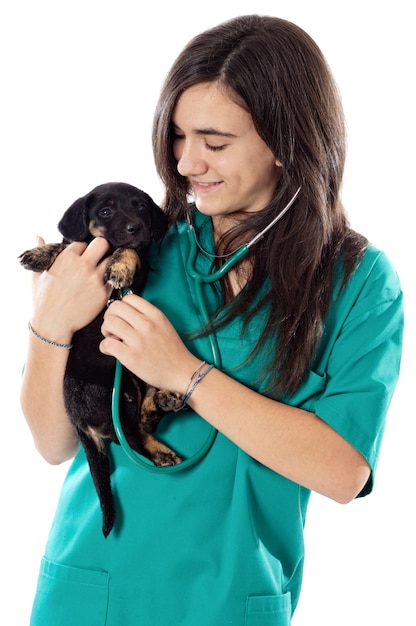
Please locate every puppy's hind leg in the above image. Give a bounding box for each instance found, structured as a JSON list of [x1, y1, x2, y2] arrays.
[[76, 428, 115, 538], [138, 387, 183, 466]]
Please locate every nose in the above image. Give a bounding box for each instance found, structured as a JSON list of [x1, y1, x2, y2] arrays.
[[126, 223, 137, 234], [175, 140, 208, 178]]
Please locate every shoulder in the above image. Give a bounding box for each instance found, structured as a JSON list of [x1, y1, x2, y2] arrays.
[[355, 245, 401, 288], [319, 245, 404, 367], [336, 245, 402, 313]]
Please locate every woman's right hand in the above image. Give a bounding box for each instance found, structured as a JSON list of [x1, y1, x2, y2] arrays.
[[21, 236, 114, 464], [30, 236, 113, 344]]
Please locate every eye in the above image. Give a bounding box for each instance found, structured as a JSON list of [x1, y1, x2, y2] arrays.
[[171, 123, 184, 141], [206, 143, 226, 152], [99, 206, 113, 218], [131, 198, 147, 211]]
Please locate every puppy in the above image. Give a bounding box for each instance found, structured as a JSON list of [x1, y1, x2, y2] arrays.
[[20, 182, 184, 537]]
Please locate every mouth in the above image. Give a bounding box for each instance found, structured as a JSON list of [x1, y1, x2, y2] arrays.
[[191, 180, 223, 193], [112, 234, 150, 250]]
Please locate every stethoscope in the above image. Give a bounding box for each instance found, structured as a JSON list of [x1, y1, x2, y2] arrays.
[[112, 187, 301, 472]]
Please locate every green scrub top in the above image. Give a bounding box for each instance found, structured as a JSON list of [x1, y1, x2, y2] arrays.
[[30, 214, 404, 626]]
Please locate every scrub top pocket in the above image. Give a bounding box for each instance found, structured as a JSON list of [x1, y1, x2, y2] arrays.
[[245, 593, 292, 625], [30, 557, 109, 626]]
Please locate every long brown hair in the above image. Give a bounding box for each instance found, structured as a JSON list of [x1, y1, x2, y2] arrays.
[[152, 15, 368, 396]]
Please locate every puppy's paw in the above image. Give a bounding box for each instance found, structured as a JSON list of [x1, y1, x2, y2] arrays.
[[152, 444, 183, 467], [19, 243, 66, 271], [104, 261, 135, 289], [142, 430, 182, 466], [154, 390, 184, 413], [104, 249, 139, 288]]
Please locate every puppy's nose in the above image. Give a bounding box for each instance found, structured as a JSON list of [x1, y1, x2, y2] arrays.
[[126, 223, 137, 234]]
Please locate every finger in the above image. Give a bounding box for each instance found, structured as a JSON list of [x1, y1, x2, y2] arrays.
[[100, 314, 141, 356], [85, 237, 110, 260], [103, 300, 142, 334], [120, 293, 162, 318], [67, 237, 110, 264], [99, 334, 130, 361], [65, 240, 88, 255]]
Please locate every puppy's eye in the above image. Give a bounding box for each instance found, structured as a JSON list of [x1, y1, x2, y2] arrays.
[[131, 199, 147, 212], [99, 207, 113, 218]]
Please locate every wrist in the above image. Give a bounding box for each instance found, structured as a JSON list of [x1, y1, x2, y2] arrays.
[[180, 360, 215, 406], [28, 319, 74, 348]]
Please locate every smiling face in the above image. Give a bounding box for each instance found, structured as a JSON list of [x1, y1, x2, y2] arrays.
[[172, 82, 281, 234]]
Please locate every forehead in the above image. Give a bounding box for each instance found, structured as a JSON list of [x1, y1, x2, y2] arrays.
[[172, 82, 253, 134]]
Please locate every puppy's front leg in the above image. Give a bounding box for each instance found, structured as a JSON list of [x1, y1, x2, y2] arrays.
[[19, 242, 67, 272], [105, 248, 140, 289]]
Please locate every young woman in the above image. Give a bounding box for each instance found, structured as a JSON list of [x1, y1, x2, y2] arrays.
[[21, 15, 403, 625]]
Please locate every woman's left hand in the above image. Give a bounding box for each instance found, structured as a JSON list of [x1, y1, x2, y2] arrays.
[[100, 294, 200, 393], [101, 298, 371, 504]]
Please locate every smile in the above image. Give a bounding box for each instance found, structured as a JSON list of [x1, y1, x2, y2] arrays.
[[192, 180, 222, 191]]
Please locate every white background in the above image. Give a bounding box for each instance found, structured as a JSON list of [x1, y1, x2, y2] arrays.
[[1, 0, 414, 624]]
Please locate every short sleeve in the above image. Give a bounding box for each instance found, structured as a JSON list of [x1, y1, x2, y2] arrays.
[[312, 248, 404, 495]]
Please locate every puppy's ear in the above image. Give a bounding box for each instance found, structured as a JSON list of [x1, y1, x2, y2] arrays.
[[148, 196, 168, 241], [58, 194, 93, 242]]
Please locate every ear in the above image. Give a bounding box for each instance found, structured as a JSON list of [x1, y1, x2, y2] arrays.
[[147, 195, 168, 241], [57, 194, 93, 242]]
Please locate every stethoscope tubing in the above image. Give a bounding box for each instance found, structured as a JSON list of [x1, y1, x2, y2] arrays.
[[111, 359, 217, 473], [111, 187, 301, 471]]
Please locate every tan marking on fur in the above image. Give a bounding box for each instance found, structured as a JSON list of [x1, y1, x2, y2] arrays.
[[104, 249, 141, 288], [121, 248, 141, 268], [89, 221, 106, 238], [19, 243, 67, 272], [86, 426, 106, 452], [140, 431, 182, 466]]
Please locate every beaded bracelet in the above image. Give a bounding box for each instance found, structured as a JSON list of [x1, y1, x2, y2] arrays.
[[181, 361, 214, 406], [28, 321, 73, 349]]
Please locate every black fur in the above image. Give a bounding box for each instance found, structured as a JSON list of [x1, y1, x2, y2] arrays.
[[20, 183, 184, 536]]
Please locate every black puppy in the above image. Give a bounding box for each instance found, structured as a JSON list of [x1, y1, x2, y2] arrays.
[[20, 182, 183, 537]]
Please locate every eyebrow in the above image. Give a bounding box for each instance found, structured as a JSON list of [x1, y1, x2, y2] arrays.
[[173, 124, 237, 139], [196, 128, 237, 138]]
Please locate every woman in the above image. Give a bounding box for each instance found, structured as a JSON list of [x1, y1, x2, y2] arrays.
[[21, 15, 403, 625]]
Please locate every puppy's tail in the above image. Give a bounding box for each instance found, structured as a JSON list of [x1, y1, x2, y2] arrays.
[[76, 429, 116, 538]]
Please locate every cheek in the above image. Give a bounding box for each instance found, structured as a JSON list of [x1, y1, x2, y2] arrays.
[[88, 220, 107, 238], [250, 151, 281, 187]]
